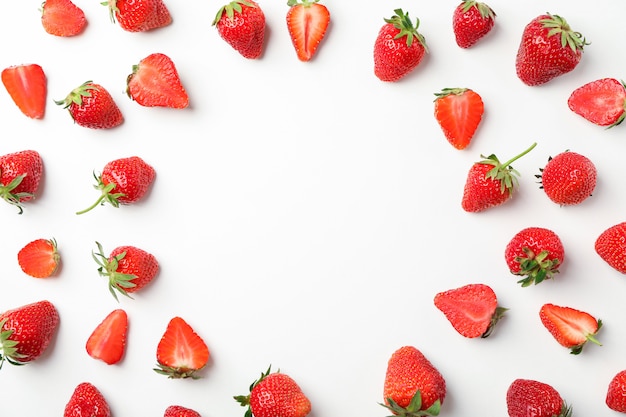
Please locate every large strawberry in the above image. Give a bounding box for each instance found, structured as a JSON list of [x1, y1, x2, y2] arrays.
[[381, 346, 445, 416], [374, 9, 427, 82], [154, 317, 210, 379], [1, 64, 47, 119], [537, 151, 597, 206], [64, 382, 111, 417], [504, 227, 564, 286], [286, 0, 330, 62], [506, 379, 571, 417], [76, 156, 155, 214], [105, 0, 172, 32], [606, 370, 626, 412], [433, 87, 484, 150], [164, 405, 201, 417], [92, 241, 159, 301], [18, 238, 60, 278], [452, 1, 496, 48], [461, 142, 536, 212], [126, 53, 189, 108], [539, 303, 602, 355], [235, 366, 312, 417], [595, 222, 626, 274], [515, 13, 588, 86], [0, 149, 43, 214], [86, 309, 128, 365], [41, 0, 87, 37], [55, 81, 123, 129], [0, 300, 59, 367], [568, 78, 626, 127], [212, 1, 266, 59]]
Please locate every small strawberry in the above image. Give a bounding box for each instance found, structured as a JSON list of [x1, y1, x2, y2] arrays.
[[92, 241, 159, 301], [539, 303, 602, 354], [286, 0, 330, 62], [86, 309, 128, 365], [434, 87, 484, 150], [212, 1, 266, 59], [17, 238, 60, 278], [567, 78, 626, 127], [1, 64, 47, 119], [76, 156, 156, 214], [461, 142, 536, 212], [381, 346, 446, 416], [154, 316, 210, 379], [105, 0, 172, 32], [374, 9, 428, 82], [595, 222, 626, 274], [55, 81, 123, 129], [537, 151, 597, 206], [0, 150, 43, 214], [506, 379, 572, 417], [606, 370, 626, 412], [235, 366, 312, 417], [0, 300, 59, 367], [452, 1, 496, 48], [164, 405, 202, 417], [434, 283, 507, 338], [41, 0, 87, 37], [64, 382, 111, 417], [126, 53, 189, 108], [504, 227, 564, 287], [515, 13, 588, 86]]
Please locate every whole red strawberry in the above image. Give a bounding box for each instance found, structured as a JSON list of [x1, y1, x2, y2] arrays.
[[461, 142, 536, 212], [126, 53, 189, 108], [374, 9, 427, 82], [64, 382, 111, 417], [606, 370, 626, 412], [515, 13, 588, 86], [77, 156, 155, 214], [595, 222, 626, 273], [213, 1, 266, 59], [452, 0, 496, 48], [235, 366, 312, 417], [0, 149, 43, 214], [381, 346, 446, 416], [506, 379, 571, 417], [568, 78, 626, 127], [0, 300, 59, 367], [164, 405, 201, 417], [55, 81, 123, 129], [538, 151, 597, 206], [539, 303, 602, 355], [504, 227, 564, 286], [92, 241, 159, 300], [105, 0, 172, 32]]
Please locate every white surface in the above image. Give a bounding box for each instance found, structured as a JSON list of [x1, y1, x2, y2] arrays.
[[1, 0, 626, 415]]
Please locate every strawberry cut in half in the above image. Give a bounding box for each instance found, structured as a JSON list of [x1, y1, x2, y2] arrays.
[[154, 317, 209, 379], [1, 64, 47, 119], [286, 0, 330, 62], [86, 309, 128, 365], [41, 0, 87, 37], [568, 77, 626, 127], [126, 53, 189, 108], [539, 303, 602, 355], [434, 87, 484, 150], [17, 238, 60, 278]]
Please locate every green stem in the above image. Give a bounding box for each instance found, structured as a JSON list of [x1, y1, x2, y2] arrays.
[[500, 142, 537, 167]]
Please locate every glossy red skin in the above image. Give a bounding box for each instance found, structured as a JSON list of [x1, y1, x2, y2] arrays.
[[250, 373, 311, 417], [86, 309, 128, 365], [374, 23, 426, 82], [504, 227, 564, 274], [67, 83, 123, 129], [113, 0, 172, 32], [453, 1, 496, 48], [0, 150, 43, 201], [64, 382, 111, 417], [461, 162, 510, 212], [434, 283, 498, 338], [109, 245, 159, 292], [607, 370, 626, 412], [101, 156, 156, 204], [506, 379, 567, 417], [164, 405, 201, 417], [215, 1, 266, 59], [541, 151, 597, 205], [595, 222, 626, 273]]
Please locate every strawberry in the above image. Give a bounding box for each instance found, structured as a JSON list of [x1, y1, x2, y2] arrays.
[[1, 64, 47, 119], [0, 150, 43, 214], [105, 0, 172, 32], [76, 156, 156, 214], [154, 316, 210, 379], [381, 346, 445, 416], [286, 0, 330, 62], [506, 379, 572, 417], [55, 81, 123, 129], [41, 0, 87, 37], [515, 13, 588, 86], [537, 151, 597, 206], [433, 87, 484, 150], [17, 238, 60, 278], [212, 1, 266, 59], [86, 309, 128, 365], [606, 370, 626, 412], [126, 53, 189, 108], [64, 382, 111, 417], [539, 303, 602, 354], [461, 142, 536, 212], [595, 222, 626, 274], [92, 241, 159, 301], [504, 227, 564, 287], [567, 78, 626, 127], [0, 300, 59, 367], [374, 9, 427, 82], [434, 283, 507, 338], [452, 1, 496, 48], [164, 405, 201, 417], [235, 366, 312, 417]]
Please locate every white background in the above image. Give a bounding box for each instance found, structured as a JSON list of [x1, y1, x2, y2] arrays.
[[1, 0, 626, 416]]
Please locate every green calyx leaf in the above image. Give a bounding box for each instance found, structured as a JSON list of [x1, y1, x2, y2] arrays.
[[433, 87, 469, 101], [234, 365, 274, 417], [479, 142, 537, 195], [0, 173, 32, 214], [461, 1, 495, 19], [380, 391, 441, 416], [385, 9, 427, 51], [75, 171, 126, 215], [0, 318, 26, 369], [153, 363, 202, 379], [540, 13, 589, 52], [287, 0, 319, 7], [92, 241, 137, 302], [212, 0, 255, 25], [514, 247, 560, 287], [54, 80, 98, 109], [482, 306, 509, 338]]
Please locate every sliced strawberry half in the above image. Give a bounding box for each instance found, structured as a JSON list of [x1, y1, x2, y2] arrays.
[[539, 303, 602, 354], [286, 0, 330, 62], [41, 0, 87, 37], [434, 87, 484, 150], [1, 64, 47, 119], [17, 238, 60, 278], [567, 78, 626, 127], [126, 53, 189, 109], [86, 309, 128, 365], [154, 317, 210, 379]]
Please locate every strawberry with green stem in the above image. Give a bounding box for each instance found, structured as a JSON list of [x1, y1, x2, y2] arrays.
[[595, 222, 626, 274], [452, 0, 496, 48], [55, 81, 123, 129], [0, 150, 43, 214], [286, 0, 330, 62], [539, 303, 601, 355], [213, 1, 266, 59], [504, 227, 564, 286], [506, 379, 572, 417], [18, 238, 60, 278], [154, 317, 210, 379]]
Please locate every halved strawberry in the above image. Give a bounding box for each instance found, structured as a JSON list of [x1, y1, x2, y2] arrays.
[[154, 317, 209, 379], [1, 64, 47, 119], [86, 309, 128, 365], [286, 0, 330, 62], [434, 87, 484, 150], [17, 238, 60, 278], [41, 0, 87, 37], [126, 53, 189, 108], [567, 78, 626, 127], [539, 303, 602, 354]]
